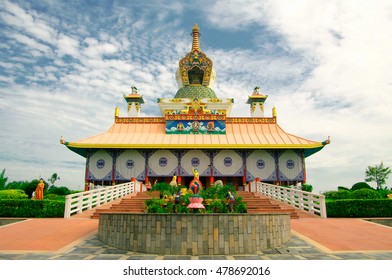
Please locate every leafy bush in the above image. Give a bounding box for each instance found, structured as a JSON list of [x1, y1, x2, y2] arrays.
[[206, 199, 228, 213], [144, 185, 246, 214], [337, 186, 350, 191], [47, 186, 72, 196], [44, 194, 66, 201], [0, 189, 28, 199], [324, 190, 352, 200], [351, 182, 372, 191], [301, 184, 313, 192], [0, 199, 65, 217], [151, 182, 178, 198], [234, 202, 247, 213], [351, 188, 382, 199], [377, 188, 392, 198], [327, 199, 392, 217]]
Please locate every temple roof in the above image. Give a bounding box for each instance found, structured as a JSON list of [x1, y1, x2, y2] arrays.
[[63, 120, 327, 158]]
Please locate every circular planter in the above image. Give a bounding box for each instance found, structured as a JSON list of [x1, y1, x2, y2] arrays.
[[98, 213, 291, 255]]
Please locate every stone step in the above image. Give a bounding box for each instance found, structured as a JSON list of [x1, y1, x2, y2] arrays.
[[90, 192, 157, 219], [238, 191, 303, 219]]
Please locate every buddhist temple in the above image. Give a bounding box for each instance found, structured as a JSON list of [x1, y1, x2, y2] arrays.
[[61, 24, 330, 191]]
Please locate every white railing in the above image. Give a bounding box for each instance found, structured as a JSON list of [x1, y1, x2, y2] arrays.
[[253, 181, 327, 218], [64, 181, 142, 218]]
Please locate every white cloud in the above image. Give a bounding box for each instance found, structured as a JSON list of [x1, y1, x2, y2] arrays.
[[56, 33, 80, 57], [6, 32, 51, 54], [2, 0, 57, 44]]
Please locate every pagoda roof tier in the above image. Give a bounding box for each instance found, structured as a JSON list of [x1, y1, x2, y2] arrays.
[[63, 118, 328, 158]]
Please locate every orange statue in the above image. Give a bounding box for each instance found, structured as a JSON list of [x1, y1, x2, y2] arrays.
[[35, 180, 44, 200]]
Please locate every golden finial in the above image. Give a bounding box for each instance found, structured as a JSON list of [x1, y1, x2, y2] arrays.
[[191, 23, 201, 52], [115, 106, 119, 117], [272, 106, 277, 117]]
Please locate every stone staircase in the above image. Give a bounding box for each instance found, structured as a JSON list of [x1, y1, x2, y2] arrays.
[[237, 191, 319, 219], [90, 191, 160, 219], [86, 190, 318, 220]]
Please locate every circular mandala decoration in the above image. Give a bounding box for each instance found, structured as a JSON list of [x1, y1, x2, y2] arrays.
[[224, 157, 232, 167], [256, 159, 265, 169], [286, 160, 295, 169], [191, 157, 200, 167], [96, 159, 105, 169], [159, 157, 168, 167], [126, 159, 134, 169]]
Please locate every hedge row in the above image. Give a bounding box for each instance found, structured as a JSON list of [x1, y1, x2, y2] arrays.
[[326, 199, 392, 217], [0, 199, 65, 218]]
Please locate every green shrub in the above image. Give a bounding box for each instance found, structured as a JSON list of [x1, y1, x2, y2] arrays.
[[234, 202, 247, 213], [151, 182, 178, 198], [301, 184, 313, 192], [144, 184, 246, 214], [377, 188, 392, 198], [178, 205, 190, 213], [0, 189, 28, 199], [47, 186, 72, 196], [4, 181, 29, 191], [324, 190, 351, 200], [0, 199, 65, 217], [351, 188, 382, 199], [44, 194, 66, 201], [327, 199, 392, 217], [351, 182, 372, 191], [206, 199, 228, 213], [337, 186, 350, 191]]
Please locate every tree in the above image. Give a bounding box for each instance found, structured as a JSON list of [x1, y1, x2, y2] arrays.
[[48, 173, 60, 187], [0, 168, 8, 189], [365, 162, 391, 190]]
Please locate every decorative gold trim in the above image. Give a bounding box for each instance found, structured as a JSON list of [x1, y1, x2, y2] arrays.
[[66, 142, 325, 150], [226, 117, 276, 124], [115, 117, 165, 124], [165, 114, 226, 121]]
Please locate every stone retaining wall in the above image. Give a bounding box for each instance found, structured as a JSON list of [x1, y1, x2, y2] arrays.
[[98, 213, 291, 255]]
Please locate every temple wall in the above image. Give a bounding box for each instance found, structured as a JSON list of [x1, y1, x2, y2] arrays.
[[180, 150, 210, 176], [87, 148, 305, 183], [98, 213, 291, 255], [148, 150, 178, 176], [277, 150, 304, 181], [115, 150, 145, 180], [246, 150, 276, 181], [88, 149, 113, 181]]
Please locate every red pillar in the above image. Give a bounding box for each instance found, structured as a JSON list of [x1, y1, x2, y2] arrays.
[[84, 155, 90, 191]]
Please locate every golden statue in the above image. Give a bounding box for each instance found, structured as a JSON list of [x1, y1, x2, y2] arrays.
[[170, 174, 177, 187], [192, 167, 199, 180]]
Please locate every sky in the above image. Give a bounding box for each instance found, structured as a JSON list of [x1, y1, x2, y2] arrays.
[[0, 0, 391, 193]]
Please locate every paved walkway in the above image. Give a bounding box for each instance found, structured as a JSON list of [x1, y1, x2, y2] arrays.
[[0, 217, 392, 260]]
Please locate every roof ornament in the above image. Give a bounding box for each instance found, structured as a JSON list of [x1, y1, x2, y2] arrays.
[[253, 86, 260, 94], [191, 23, 201, 52], [131, 86, 138, 94]]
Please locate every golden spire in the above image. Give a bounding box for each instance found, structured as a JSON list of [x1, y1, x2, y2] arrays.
[[191, 23, 201, 51]]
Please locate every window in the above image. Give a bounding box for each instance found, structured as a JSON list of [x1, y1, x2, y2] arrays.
[[159, 157, 168, 167], [256, 159, 265, 169], [224, 157, 232, 167], [96, 159, 105, 169], [191, 157, 200, 167], [126, 160, 134, 169], [286, 160, 295, 169]]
